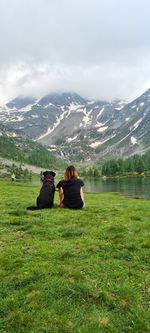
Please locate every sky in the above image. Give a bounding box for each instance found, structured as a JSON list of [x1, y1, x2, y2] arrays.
[[0, 0, 150, 104]]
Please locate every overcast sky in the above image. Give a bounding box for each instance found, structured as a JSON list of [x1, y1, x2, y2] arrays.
[[0, 0, 150, 104]]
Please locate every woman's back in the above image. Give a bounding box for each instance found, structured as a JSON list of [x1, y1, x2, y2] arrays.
[[57, 168, 84, 209]]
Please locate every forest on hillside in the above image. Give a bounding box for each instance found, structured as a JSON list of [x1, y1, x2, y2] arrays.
[[80, 151, 150, 178], [101, 151, 150, 176], [0, 136, 66, 169]]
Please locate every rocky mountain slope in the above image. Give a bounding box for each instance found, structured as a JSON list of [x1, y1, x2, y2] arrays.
[[0, 89, 149, 162], [0, 123, 66, 169]]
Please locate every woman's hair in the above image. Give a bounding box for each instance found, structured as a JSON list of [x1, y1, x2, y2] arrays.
[[64, 165, 78, 180]]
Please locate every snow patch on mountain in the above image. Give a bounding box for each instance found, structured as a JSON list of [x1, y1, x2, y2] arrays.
[[90, 134, 116, 148], [131, 136, 137, 145], [20, 104, 34, 112], [95, 122, 104, 127], [90, 141, 103, 148], [97, 126, 108, 132], [117, 132, 131, 144], [96, 107, 105, 120], [37, 104, 79, 140], [68, 103, 84, 112], [132, 118, 143, 131], [48, 147, 57, 151], [6, 132, 17, 137], [140, 102, 144, 107], [43, 103, 55, 109], [37, 122, 57, 140], [31, 115, 39, 118], [82, 108, 92, 126], [0, 90, 149, 161], [9, 116, 24, 122], [115, 101, 126, 110], [67, 135, 78, 142], [115, 106, 124, 110]]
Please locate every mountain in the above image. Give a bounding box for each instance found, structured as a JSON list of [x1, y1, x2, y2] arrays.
[[0, 90, 149, 162], [0, 123, 66, 169]]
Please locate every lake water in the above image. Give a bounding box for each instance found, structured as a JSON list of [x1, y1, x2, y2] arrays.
[[84, 177, 150, 199]]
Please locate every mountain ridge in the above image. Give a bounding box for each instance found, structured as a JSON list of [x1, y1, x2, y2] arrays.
[[0, 90, 150, 162]]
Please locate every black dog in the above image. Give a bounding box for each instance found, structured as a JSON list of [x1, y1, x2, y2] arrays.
[[27, 171, 56, 210]]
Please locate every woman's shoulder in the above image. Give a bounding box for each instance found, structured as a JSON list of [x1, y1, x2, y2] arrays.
[[56, 179, 64, 187], [76, 178, 84, 186]]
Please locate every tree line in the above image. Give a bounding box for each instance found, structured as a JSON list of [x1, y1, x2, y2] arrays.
[[80, 167, 101, 178], [10, 163, 32, 180], [101, 151, 150, 176], [79, 151, 150, 178]]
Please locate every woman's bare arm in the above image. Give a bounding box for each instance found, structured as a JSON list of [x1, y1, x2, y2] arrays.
[[59, 187, 64, 207], [80, 187, 84, 202]]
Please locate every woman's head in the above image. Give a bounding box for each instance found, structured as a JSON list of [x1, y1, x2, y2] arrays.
[[64, 165, 78, 180]]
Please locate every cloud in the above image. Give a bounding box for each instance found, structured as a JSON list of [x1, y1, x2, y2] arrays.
[[0, 0, 150, 104]]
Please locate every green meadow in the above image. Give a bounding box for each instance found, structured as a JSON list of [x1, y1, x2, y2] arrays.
[[0, 179, 150, 333]]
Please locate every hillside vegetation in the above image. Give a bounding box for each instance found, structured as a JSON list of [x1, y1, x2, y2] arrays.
[[101, 151, 150, 176], [0, 180, 149, 333], [0, 136, 66, 170]]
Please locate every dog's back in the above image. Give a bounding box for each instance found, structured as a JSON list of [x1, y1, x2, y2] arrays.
[[37, 181, 55, 208], [27, 170, 56, 210]]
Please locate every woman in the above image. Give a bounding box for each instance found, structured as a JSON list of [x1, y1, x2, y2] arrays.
[[56, 165, 85, 209]]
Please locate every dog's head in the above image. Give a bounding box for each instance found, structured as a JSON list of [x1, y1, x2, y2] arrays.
[[42, 170, 56, 181]]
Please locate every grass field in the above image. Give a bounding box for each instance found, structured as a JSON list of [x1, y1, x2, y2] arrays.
[[0, 179, 150, 333]]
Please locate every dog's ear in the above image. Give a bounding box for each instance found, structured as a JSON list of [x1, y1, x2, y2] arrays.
[[50, 171, 56, 177]]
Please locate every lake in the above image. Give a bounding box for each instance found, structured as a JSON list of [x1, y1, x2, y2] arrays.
[[84, 177, 150, 199]]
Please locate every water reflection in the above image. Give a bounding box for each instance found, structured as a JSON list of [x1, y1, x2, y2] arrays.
[[84, 177, 150, 199]]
